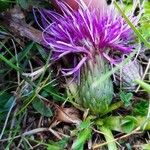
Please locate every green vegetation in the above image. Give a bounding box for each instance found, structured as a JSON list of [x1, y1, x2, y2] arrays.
[[0, 0, 150, 149]]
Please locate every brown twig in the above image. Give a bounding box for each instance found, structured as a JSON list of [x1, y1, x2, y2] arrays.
[[0, 6, 44, 45]]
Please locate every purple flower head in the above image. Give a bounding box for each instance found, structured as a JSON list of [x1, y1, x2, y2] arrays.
[[37, 1, 135, 76]]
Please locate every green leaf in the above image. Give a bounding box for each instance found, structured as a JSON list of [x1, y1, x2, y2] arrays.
[[36, 44, 49, 61], [133, 100, 149, 116], [0, 92, 14, 113], [72, 119, 92, 150], [100, 126, 117, 150], [32, 98, 53, 117], [121, 116, 137, 133], [42, 84, 66, 102], [17, 0, 39, 9], [135, 80, 150, 93], [0, 0, 12, 12], [4, 96, 15, 110], [142, 143, 150, 150], [139, 0, 150, 40], [117, 0, 133, 13], [120, 91, 133, 107], [0, 94, 15, 122], [47, 145, 61, 150], [122, 0, 132, 4], [114, 1, 150, 49], [0, 53, 21, 71], [47, 138, 68, 150], [17, 0, 28, 9], [0, 91, 11, 108], [72, 127, 92, 150], [79, 119, 92, 130], [17, 0, 51, 9], [12, 42, 35, 63]]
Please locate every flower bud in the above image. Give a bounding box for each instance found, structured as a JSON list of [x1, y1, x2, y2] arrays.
[[115, 60, 143, 91], [78, 55, 113, 114]]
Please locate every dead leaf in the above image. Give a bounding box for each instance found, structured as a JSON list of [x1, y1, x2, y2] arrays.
[[56, 107, 81, 125]]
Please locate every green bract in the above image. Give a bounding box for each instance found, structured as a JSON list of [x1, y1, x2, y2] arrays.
[[79, 56, 113, 114]]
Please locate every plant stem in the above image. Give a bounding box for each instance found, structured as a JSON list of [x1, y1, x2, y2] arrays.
[[99, 126, 117, 150]]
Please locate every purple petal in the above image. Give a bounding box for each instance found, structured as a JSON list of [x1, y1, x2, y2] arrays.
[[62, 57, 87, 76]]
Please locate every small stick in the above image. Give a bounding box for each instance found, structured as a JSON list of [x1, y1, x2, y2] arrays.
[[0, 6, 44, 45]]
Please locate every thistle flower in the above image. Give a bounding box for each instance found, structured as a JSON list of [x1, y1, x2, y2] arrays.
[[38, 1, 135, 114]]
